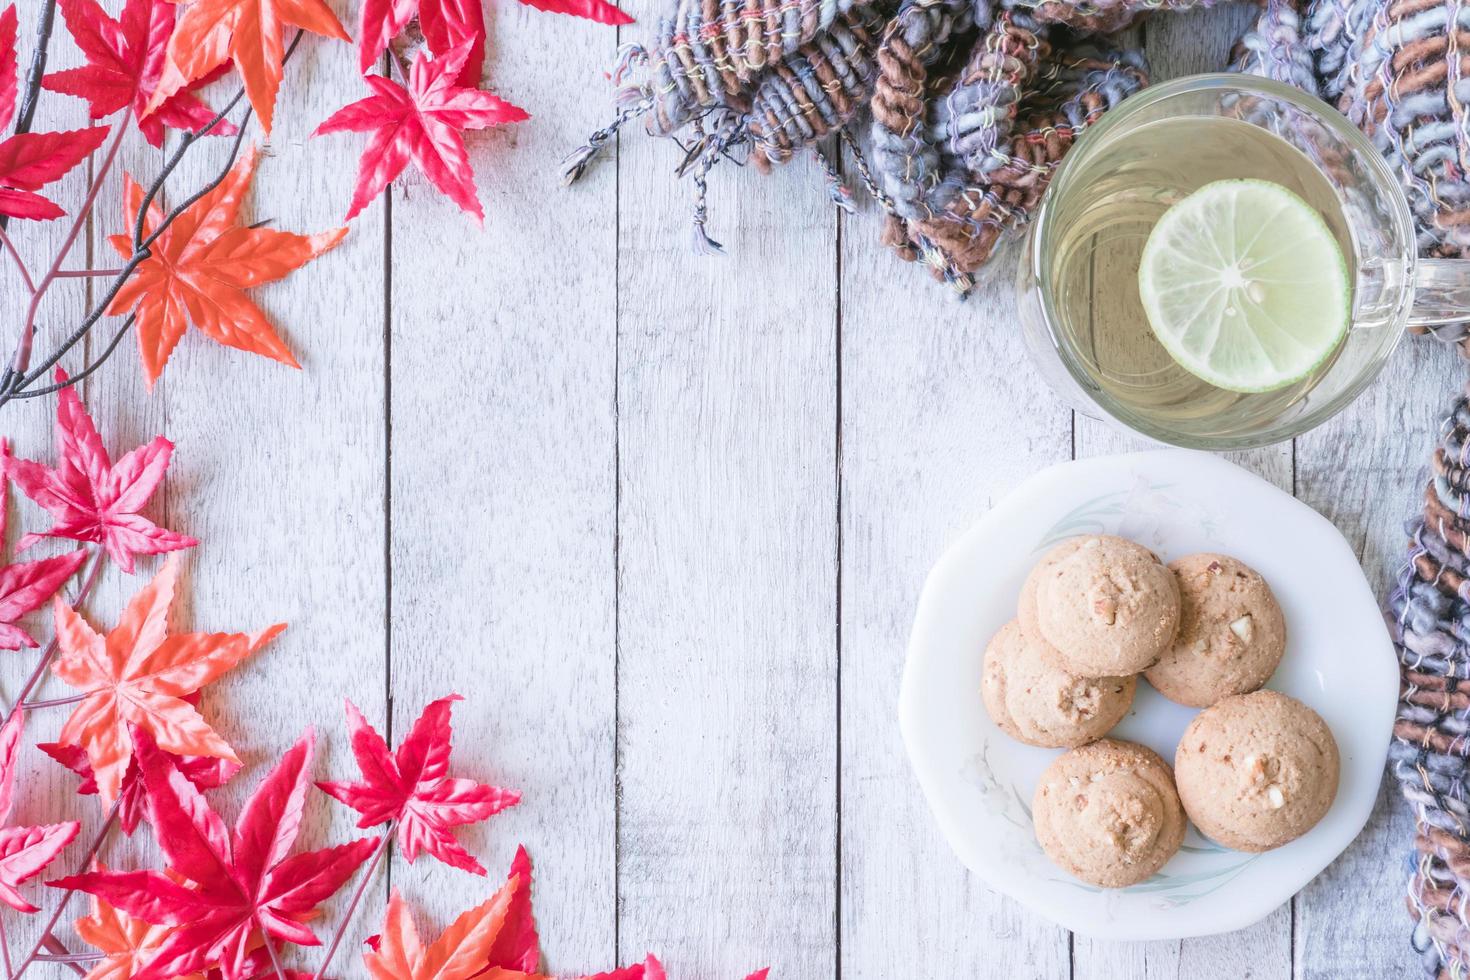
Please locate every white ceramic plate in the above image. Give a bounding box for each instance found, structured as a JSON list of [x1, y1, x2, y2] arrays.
[[899, 450, 1397, 940]]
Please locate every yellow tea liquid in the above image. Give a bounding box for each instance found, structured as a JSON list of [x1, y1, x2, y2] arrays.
[[1046, 115, 1355, 431]]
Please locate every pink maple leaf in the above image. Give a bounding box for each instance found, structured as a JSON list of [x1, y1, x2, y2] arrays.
[[3, 368, 197, 573], [313, 39, 527, 224], [641, 958, 769, 980], [317, 694, 520, 875], [0, 440, 88, 650], [0, 712, 81, 913]]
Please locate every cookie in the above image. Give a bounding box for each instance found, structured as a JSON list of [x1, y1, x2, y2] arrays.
[[1017, 537, 1085, 640], [1145, 554, 1286, 707], [1028, 535, 1181, 676], [1174, 690, 1339, 852], [1032, 738, 1186, 888], [982, 620, 1136, 747]]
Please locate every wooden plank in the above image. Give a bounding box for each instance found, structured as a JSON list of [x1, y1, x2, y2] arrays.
[[386, 5, 620, 974], [837, 224, 1074, 975], [613, 12, 838, 969], [1290, 337, 1454, 979], [0, 8, 391, 969], [134, 13, 389, 971], [0, 4, 124, 962], [1070, 7, 1296, 978]]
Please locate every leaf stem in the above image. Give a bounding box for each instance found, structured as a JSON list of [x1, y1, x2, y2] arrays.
[[11, 801, 119, 980], [0, 226, 34, 292], [51, 269, 123, 279], [0, 914, 13, 978], [311, 827, 392, 980], [8, 547, 104, 712], [264, 937, 288, 980], [6, 316, 133, 400], [38, 936, 87, 976], [20, 693, 85, 709], [0, 30, 307, 407]]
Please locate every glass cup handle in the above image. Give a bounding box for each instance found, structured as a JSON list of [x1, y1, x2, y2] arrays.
[[1410, 259, 1470, 328]]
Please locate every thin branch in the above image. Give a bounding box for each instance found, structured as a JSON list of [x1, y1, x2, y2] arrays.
[[7, 548, 103, 710], [311, 829, 392, 979], [264, 937, 289, 980], [0, 225, 33, 292], [9, 316, 134, 399], [10, 802, 120, 980], [12, 113, 130, 375], [0, 914, 12, 979], [13, 0, 57, 136], [0, 29, 307, 407], [51, 269, 123, 278], [38, 937, 86, 977]]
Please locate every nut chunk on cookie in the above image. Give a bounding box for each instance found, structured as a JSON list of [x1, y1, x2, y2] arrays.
[[982, 620, 1135, 748], [1145, 553, 1287, 707], [1032, 738, 1186, 888], [1020, 535, 1181, 676], [1174, 690, 1339, 852]]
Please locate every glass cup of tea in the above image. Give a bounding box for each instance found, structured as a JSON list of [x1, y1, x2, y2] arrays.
[[1016, 72, 1470, 450]]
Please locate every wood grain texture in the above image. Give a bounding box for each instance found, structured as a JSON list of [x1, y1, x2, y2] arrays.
[[138, 9, 391, 970], [0, 0, 1447, 977], [1290, 334, 1456, 980], [613, 0, 838, 965], [386, 2, 619, 973], [837, 216, 1074, 979], [3, 1, 388, 970]]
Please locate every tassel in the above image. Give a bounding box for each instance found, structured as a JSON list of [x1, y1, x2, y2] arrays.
[[610, 42, 648, 84], [812, 146, 857, 215], [560, 96, 654, 186]]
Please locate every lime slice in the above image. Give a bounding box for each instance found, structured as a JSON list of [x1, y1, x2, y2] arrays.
[[1137, 178, 1350, 394]]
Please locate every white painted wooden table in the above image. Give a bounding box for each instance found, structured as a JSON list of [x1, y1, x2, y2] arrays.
[[0, 1, 1451, 977]]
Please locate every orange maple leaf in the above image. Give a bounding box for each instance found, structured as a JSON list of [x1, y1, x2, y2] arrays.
[[146, 0, 349, 135], [365, 883, 544, 980], [75, 890, 205, 980], [50, 554, 286, 807], [106, 146, 347, 388]]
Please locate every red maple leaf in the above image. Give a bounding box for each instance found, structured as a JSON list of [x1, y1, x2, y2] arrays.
[[54, 730, 380, 980], [0, 4, 109, 219], [0, 440, 88, 650], [317, 694, 519, 875], [484, 846, 537, 972], [313, 39, 527, 224], [106, 147, 347, 387], [641, 958, 769, 980], [3, 369, 196, 574], [42, 0, 237, 147], [0, 711, 81, 913], [39, 715, 241, 835], [145, 0, 349, 135], [356, 0, 629, 84], [44, 0, 230, 145], [515, 0, 631, 26]]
